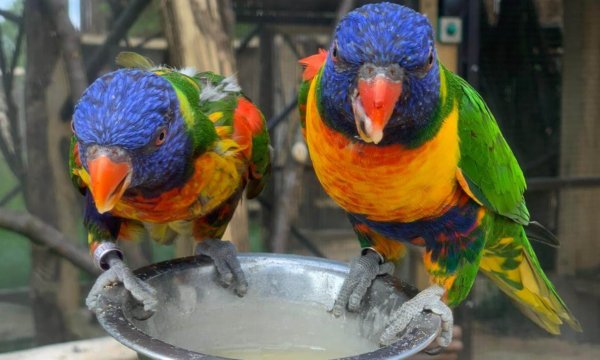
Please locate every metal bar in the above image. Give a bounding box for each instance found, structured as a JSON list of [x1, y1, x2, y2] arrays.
[[132, 30, 164, 50], [236, 9, 336, 25], [235, 24, 261, 56], [267, 97, 297, 131], [465, 0, 480, 87], [256, 197, 326, 258], [527, 176, 600, 192], [290, 226, 327, 258]]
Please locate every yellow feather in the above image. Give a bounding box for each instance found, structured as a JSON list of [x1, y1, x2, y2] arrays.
[[480, 236, 581, 334], [174, 88, 195, 127], [305, 76, 462, 222], [209, 112, 224, 122], [439, 65, 447, 104]]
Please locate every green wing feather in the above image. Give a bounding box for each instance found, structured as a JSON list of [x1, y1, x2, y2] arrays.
[[68, 135, 86, 194], [116, 51, 155, 70], [450, 69, 529, 225], [193, 71, 271, 199], [298, 80, 311, 133]]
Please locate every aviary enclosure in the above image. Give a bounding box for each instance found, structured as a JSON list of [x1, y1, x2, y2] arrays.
[[0, 0, 598, 359]]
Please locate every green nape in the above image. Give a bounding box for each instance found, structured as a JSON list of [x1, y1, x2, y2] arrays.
[[159, 70, 218, 155]]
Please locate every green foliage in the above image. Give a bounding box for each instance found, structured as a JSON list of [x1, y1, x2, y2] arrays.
[[0, 155, 29, 290]]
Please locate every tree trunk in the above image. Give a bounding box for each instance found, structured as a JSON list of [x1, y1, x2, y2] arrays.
[[557, 0, 600, 275], [24, 0, 71, 344], [161, 0, 248, 253]]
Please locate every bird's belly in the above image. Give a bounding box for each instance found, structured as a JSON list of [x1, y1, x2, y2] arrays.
[[305, 84, 461, 223]]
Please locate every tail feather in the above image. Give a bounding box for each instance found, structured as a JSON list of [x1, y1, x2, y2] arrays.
[[526, 221, 560, 248], [479, 229, 581, 333]]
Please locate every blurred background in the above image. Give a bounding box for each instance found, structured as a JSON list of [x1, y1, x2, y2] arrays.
[[0, 0, 598, 359]]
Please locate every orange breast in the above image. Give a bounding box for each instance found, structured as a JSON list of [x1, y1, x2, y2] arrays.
[[111, 150, 244, 223], [305, 79, 461, 222]]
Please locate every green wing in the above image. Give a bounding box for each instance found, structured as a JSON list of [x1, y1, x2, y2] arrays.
[[246, 121, 271, 199], [68, 135, 86, 194], [194, 71, 271, 199], [298, 79, 311, 133], [115, 51, 155, 70], [452, 70, 529, 225]]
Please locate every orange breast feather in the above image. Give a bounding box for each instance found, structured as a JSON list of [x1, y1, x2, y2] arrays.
[[110, 151, 243, 223], [305, 77, 462, 222]]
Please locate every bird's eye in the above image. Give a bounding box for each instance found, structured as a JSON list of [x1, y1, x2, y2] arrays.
[[155, 128, 167, 146], [70, 120, 75, 133], [426, 50, 434, 69], [332, 42, 338, 61], [414, 48, 435, 78], [424, 47, 434, 71]]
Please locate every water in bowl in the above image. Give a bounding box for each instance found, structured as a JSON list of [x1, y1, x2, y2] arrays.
[[160, 298, 378, 359]]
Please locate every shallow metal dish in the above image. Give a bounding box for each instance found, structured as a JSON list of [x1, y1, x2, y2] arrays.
[[95, 253, 440, 359]]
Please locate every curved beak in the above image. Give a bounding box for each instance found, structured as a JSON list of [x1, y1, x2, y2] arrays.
[[352, 64, 403, 144], [87, 147, 132, 214]]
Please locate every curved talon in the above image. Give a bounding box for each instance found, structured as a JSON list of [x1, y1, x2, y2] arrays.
[[379, 284, 452, 349], [331, 250, 394, 317], [86, 258, 158, 317], [424, 345, 444, 356], [195, 239, 248, 297]]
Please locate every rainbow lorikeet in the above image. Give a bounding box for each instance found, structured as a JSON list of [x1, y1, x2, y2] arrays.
[[299, 3, 580, 347], [70, 52, 270, 315]]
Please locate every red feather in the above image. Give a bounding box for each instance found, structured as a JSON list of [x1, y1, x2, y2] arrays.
[[233, 97, 264, 158], [299, 49, 328, 81]]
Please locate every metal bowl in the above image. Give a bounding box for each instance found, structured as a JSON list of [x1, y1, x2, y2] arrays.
[[95, 253, 440, 359]]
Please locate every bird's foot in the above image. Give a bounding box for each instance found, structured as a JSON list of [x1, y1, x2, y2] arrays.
[[379, 284, 453, 351], [86, 254, 157, 320], [331, 249, 395, 316], [195, 238, 248, 297]]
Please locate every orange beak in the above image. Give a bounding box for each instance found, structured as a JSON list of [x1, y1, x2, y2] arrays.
[[88, 155, 131, 214], [353, 73, 403, 144]]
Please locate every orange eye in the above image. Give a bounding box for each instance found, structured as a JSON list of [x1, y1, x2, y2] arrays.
[[155, 129, 167, 146]]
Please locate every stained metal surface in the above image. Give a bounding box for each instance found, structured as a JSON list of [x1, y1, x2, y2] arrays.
[[96, 253, 441, 360]]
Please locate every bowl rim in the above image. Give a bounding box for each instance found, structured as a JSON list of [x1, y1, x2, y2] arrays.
[[95, 253, 441, 360]]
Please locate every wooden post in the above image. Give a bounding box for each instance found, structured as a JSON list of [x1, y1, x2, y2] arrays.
[[25, 0, 70, 344], [45, 59, 88, 337], [161, 0, 249, 254], [557, 0, 600, 275]]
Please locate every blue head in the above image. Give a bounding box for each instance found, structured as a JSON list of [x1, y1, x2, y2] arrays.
[[321, 2, 440, 145], [73, 69, 191, 212]]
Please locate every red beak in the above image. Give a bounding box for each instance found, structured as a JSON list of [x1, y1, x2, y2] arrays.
[[88, 155, 131, 214], [354, 74, 403, 144]]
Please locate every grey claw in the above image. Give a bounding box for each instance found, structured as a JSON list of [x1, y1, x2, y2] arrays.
[[424, 346, 444, 355], [196, 239, 248, 297], [379, 284, 453, 348], [86, 259, 158, 318], [331, 250, 393, 316]]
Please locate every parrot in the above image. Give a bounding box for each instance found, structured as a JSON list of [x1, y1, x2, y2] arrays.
[[70, 52, 270, 316], [298, 2, 581, 348]]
